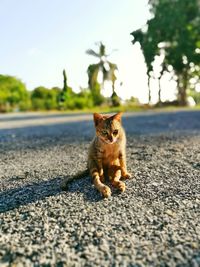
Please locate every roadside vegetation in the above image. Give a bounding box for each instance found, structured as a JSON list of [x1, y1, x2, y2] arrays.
[[0, 0, 200, 113]]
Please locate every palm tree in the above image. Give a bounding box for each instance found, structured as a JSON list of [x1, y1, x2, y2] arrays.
[[86, 42, 118, 97]]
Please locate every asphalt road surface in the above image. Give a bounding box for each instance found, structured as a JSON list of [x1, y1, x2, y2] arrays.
[[0, 110, 200, 267]]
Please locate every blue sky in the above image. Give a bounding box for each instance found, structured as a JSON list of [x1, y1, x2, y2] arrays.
[[1, 0, 157, 102]]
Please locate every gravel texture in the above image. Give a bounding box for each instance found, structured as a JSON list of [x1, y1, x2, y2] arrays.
[[0, 110, 200, 267]]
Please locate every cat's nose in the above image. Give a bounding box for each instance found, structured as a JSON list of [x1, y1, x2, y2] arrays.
[[108, 136, 113, 142]]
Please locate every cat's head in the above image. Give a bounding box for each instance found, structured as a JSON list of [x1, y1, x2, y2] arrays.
[[93, 112, 123, 144]]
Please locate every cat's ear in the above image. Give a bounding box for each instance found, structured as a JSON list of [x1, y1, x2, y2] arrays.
[[112, 112, 123, 122], [93, 113, 103, 126]]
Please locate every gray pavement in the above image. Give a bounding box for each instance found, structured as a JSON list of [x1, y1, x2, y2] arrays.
[[0, 110, 200, 266]]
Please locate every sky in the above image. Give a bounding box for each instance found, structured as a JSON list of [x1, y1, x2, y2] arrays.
[[0, 0, 176, 103]]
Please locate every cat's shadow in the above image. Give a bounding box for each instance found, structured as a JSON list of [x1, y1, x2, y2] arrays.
[[67, 176, 121, 202], [0, 176, 107, 213], [0, 174, 124, 213], [66, 176, 102, 202], [0, 177, 63, 213]]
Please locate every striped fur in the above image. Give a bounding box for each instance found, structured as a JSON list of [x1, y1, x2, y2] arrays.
[[61, 112, 131, 197]]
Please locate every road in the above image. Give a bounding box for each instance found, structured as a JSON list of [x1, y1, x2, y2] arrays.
[[0, 110, 200, 266]]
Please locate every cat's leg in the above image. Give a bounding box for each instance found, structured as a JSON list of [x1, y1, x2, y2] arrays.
[[119, 153, 131, 179], [89, 160, 111, 198], [96, 159, 105, 183], [109, 165, 126, 192]]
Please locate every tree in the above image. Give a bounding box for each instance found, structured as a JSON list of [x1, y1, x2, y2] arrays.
[[86, 42, 120, 106], [59, 69, 69, 104], [131, 0, 200, 106], [87, 64, 104, 106], [0, 75, 30, 111], [131, 29, 157, 104], [31, 86, 61, 110], [63, 69, 68, 94], [58, 69, 75, 109]]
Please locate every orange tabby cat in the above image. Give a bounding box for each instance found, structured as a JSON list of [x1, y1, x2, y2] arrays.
[[61, 112, 131, 197]]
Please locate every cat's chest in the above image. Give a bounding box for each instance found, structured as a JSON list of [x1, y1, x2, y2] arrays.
[[101, 143, 120, 160]]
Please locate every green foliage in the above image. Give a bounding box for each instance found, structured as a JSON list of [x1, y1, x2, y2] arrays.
[[87, 64, 99, 90], [31, 86, 61, 110], [58, 81, 95, 111], [111, 91, 121, 107], [189, 90, 200, 104], [90, 83, 105, 106], [58, 86, 77, 110], [131, 0, 200, 106], [74, 89, 94, 109], [125, 96, 139, 106], [0, 75, 30, 112]]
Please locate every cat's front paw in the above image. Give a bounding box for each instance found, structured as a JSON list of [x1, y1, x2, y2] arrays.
[[122, 172, 131, 179], [118, 181, 126, 192], [101, 186, 111, 198]]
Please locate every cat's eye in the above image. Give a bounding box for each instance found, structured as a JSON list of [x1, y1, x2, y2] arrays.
[[102, 131, 108, 135], [113, 130, 118, 136]]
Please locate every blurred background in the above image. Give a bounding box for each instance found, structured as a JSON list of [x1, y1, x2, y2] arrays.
[[0, 0, 200, 113]]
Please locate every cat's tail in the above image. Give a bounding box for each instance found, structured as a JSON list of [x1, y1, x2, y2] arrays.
[[60, 169, 89, 190]]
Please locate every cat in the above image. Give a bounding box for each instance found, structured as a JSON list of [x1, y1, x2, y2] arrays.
[[61, 112, 131, 197]]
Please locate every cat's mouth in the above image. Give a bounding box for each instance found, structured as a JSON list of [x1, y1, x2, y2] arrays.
[[98, 135, 117, 144], [104, 139, 117, 144]]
